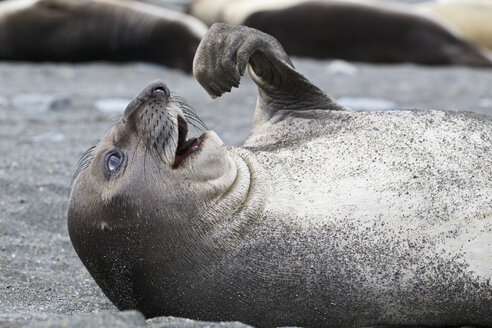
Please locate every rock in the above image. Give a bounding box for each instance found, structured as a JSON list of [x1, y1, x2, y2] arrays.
[[94, 98, 131, 115], [337, 97, 397, 111], [325, 60, 359, 76], [11, 94, 70, 111], [2, 311, 254, 328], [31, 132, 65, 143], [479, 98, 492, 108], [147, 316, 253, 328], [4, 311, 146, 328]]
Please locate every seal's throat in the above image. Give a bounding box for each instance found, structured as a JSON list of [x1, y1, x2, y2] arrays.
[[207, 147, 269, 243]]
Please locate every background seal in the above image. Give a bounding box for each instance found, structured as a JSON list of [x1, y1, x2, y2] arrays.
[[0, 0, 208, 72], [189, 0, 492, 66]]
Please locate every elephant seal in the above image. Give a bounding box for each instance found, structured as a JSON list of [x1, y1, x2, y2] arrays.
[[189, 0, 492, 67], [68, 24, 492, 327], [419, 0, 492, 51], [0, 0, 207, 72]]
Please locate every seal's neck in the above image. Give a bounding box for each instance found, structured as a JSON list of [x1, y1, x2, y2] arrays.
[[204, 146, 269, 245]]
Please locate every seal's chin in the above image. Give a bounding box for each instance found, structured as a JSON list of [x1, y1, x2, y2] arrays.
[[172, 115, 205, 168]]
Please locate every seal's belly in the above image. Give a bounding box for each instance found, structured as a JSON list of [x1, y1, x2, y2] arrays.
[[250, 110, 491, 288]]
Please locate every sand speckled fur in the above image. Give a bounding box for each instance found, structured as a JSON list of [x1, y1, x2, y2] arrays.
[[64, 23, 492, 327], [208, 109, 492, 326]]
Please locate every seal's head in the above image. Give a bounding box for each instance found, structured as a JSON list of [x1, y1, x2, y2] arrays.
[[67, 80, 238, 312]]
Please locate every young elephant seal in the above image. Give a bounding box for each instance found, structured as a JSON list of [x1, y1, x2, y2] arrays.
[[0, 0, 207, 72], [68, 24, 492, 327], [419, 0, 492, 51], [189, 0, 492, 67]]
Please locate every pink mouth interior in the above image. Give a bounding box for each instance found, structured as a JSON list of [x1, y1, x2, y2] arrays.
[[173, 136, 201, 167]]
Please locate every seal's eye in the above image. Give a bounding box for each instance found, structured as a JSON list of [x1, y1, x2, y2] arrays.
[[108, 154, 121, 171], [103, 149, 124, 179]]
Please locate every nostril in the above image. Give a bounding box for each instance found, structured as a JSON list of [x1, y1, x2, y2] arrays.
[[124, 82, 170, 118], [154, 86, 166, 94]]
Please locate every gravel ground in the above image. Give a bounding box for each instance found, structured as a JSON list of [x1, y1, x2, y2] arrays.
[[0, 58, 491, 327]]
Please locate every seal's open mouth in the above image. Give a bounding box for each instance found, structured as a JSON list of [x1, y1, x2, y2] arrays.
[[173, 116, 203, 167]]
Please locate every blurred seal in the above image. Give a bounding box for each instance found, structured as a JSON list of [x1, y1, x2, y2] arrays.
[[189, 0, 492, 66], [68, 24, 492, 327], [0, 0, 208, 72], [419, 0, 492, 51]]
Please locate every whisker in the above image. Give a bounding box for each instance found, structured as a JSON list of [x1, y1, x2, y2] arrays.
[[184, 112, 207, 130], [186, 119, 207, 132], [71, 140, 100, 189], [110, 115, 123, 126], [179, 104, 203, 119], [182, 107, 207, 127], [171, 94, 208, 131]]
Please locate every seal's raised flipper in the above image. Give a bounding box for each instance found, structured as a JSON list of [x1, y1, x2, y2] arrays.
[[193, 23, 345, 123]]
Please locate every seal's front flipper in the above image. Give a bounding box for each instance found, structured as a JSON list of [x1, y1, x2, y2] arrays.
[[193, 24, 345, 123]]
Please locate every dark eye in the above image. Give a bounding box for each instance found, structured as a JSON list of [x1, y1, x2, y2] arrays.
[[108, 153, 121, 171], [104, 149, 124, 179]]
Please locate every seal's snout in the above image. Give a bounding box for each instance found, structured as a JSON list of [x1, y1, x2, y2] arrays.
[[149, 81, 170, 100], [121, 81, 210, 168], [140, 80, 170, 102], [152, 84, 168, 95], [123, 80, 170, 118]]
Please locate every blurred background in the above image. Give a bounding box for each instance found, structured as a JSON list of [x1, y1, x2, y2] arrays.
[[0, 0, 491, 326]]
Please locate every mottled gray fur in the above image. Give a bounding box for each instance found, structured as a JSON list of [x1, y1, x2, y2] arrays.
[[68, 23, 492, 328]]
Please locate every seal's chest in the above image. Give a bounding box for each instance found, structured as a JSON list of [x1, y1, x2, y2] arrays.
[[253, 110, 491, 235]]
